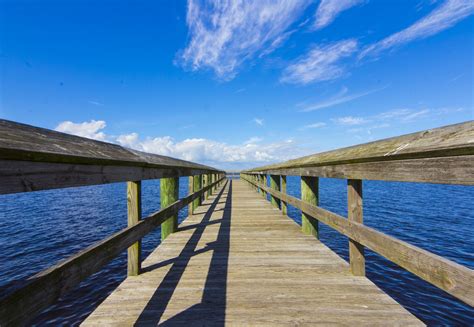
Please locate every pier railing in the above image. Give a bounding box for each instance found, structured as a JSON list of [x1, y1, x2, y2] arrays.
[[0, 119, 225, 326], [241, 121, 474, 307]]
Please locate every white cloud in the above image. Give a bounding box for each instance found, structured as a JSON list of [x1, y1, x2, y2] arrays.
[[360, 0, 474, 58], [374, 108, 431, 122], [116, 132, 139, 148], [402, 109, 431, 121], [116, 134, 306, 168], [253, 118, 264, 126], [314, 0, 364, 30], [54, 120, 308, 169], [332, 116, 369, 125], [88, 100, 104, 106], [299, 85, 388, 112], [281, 39, 358, 84], [55, 120, 108, 141], [333, 108, 431, 128], [298, 122, 327, 130], [244, 136, 263, 144], [179, 0, 311, 80], [348, 123, 390, 134], [341, 107, 461, 135]]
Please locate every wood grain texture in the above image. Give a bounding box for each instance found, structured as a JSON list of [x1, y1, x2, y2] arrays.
[[188, 176, 194, 215], [161, 177, 179, 241], [193, 174, 202, 212], [208, 174, 212, 197], [0, 177, 225, 326], [0, 159, 218, 195], [127, 181, 142, 276], [82, 180, 422, 326], [246, 121, 473, 171], [0, 120, 223, 195], [0, 119, 219, 171], [281, 175, 287, 215], [269, 174, 281, 209], [244, 155, 474, 185], [301, 176, 319, 238], [242, 176, 474, 306], [348, 179, 365, 276], [263, 174, 268, 199]]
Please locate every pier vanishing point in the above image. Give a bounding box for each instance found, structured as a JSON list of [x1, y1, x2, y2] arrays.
[[0, 119, 473, 326]]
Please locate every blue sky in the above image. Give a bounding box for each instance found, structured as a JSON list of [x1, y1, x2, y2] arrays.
[[1, 0, 472, 169]]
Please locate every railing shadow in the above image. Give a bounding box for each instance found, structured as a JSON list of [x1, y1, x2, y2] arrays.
[[135, 180, 232, 326]]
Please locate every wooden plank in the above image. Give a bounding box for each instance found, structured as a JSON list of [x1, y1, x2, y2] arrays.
[[281, 175, 287, 215], [83, 180, 421, 326], [127, 181, 142, 276], [0, 177, 226, 326], [263, 174, 268, 199], [246, 121, 473, 171], [0, 120, 223, 195], [161, 177, 179, 241], [243, 176, 474, 306], [207, 173, 212, 198], [348, 179, 365, 276], [269, 175, 281, 209], [188, 176, 194, 215], [301, 176, 319, 238], [0, 119, 218, 171], [0, 159, 218, 195], [193, 174, 202, 212], [244, 155, 474, 185]]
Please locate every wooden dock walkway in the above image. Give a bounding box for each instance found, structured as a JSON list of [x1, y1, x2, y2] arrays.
[[82, 180, 422, 326]]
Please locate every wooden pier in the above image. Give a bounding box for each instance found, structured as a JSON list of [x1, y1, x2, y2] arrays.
[[0, 119, 473, 325], [83, 179, 421, 325]]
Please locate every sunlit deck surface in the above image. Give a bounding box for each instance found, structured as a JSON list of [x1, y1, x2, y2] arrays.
[[82, 180, 422, 326]]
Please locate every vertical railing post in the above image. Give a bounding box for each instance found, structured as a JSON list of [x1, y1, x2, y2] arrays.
[[161, 177, 179, 241], [127, 181, 141, 276], [301, 176, 319, 238], [193, 174, 202, 213], [207, 173, 211, 198], [281, 175, 287, 215], [211, 173, 216, 194], [188, 175, 194, 215], [270, 174, 281, 209], [262, 174, 268, 199], [201, 174, 206, 201], [348, 179, 365, 276]]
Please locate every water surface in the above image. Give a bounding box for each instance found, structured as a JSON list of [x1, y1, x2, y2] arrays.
[[0, 177, 473, 325]]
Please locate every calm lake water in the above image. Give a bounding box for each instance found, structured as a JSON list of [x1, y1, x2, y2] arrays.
[[0, 177, 473, 325]]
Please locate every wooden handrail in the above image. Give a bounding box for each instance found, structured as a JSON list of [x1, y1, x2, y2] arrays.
[[0, 119, 224, 194], [243, 121, 474, 185], [0, 120, 227, 325], [0, 177, 226, 326], [241, 175, 474, 307]]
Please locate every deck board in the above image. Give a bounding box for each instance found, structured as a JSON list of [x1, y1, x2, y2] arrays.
[[82, 180, 422, 326]]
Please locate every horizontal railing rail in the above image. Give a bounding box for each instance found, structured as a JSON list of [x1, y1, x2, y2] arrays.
[[243, 121, 474, 185], [240, 175, 474, 306], [0, 119, 224, 194], [0, 177, 226, 326], [0, 119, 227, 325], [240, 122, 474, 309]]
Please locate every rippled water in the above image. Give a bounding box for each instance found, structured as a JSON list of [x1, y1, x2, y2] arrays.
[[0, 177, 473, 325]]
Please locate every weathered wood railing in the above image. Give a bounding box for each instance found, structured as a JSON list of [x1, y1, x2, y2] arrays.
[[241, 121, 474, 307], [0, 119, 225, 326]]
